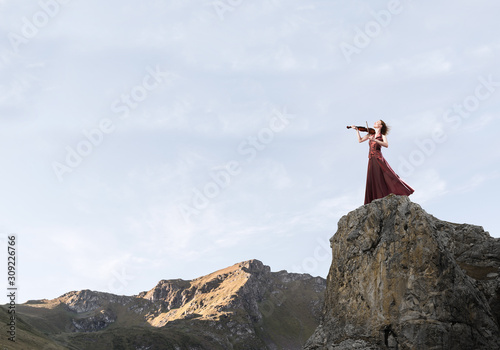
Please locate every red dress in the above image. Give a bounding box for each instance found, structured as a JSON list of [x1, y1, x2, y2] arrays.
[[364, 134, 414, 204]]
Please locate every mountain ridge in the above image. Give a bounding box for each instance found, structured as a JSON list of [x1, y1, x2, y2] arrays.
[[7, 259, 325, 349]]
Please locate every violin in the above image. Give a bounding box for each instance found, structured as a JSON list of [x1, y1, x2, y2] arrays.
[[346, 125, 376, 134]]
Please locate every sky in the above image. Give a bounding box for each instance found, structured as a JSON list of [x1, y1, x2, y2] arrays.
[[0, 0, 499, 303]]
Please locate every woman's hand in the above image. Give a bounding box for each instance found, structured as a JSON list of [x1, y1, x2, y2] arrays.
[[353, 125, 367, 143]]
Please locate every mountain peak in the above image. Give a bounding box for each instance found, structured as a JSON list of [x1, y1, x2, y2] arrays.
[[139, 259, 273, 326], [305, 194, 500, 349], [14, 260, 325, 349]]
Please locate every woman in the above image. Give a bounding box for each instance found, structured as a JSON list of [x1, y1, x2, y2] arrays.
[[352, 120, 414, 204]]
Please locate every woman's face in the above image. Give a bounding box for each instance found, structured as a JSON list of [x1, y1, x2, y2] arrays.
[[374, 120, 382, 128]]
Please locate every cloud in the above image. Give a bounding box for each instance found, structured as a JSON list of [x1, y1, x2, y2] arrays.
[[409, 169, 447, 203], [3, 1, 500, 303], [454, 171, 500, 195]]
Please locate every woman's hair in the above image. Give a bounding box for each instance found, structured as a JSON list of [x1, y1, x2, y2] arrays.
[[380, 120, 390, 135]]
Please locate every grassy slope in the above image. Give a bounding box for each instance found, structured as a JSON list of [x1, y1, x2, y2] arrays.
[[256, 279, 323, 349], [4, 262, 324, 350], [0, 305, 67, 350]]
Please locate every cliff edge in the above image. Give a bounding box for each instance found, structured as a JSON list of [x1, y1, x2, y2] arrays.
[[305, 195, 500, 350]]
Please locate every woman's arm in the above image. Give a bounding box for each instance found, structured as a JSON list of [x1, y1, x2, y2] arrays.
[[369, 134, 389, 148], [352, 125, 370, 143]]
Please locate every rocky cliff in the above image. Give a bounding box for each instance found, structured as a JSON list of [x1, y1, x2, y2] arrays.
[[305, 195, 500, 350], [8, 260, 325, 350]]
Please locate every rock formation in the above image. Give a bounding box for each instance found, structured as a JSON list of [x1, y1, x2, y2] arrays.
[[9, 260, 325, 350], [5, 195, 498, 350], [305, 195, 500, 350]]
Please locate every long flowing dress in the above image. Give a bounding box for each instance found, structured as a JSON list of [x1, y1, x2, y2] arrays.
[[365, 134, 414, 205]]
